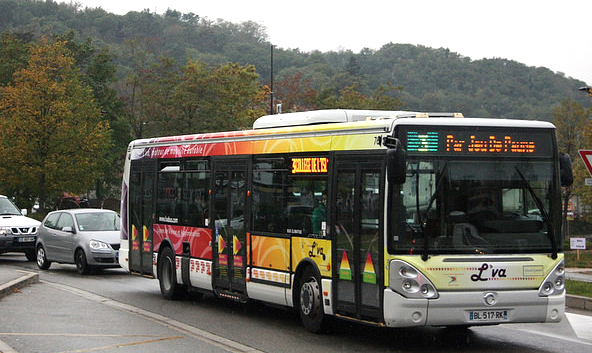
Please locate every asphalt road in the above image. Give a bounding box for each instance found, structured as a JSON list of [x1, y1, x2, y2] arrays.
[[1, 253, 592, 353]]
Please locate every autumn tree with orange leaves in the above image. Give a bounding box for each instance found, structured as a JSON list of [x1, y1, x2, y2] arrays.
[[0, 37, 111, 211]]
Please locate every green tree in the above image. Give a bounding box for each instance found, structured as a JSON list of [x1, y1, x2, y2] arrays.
[[333, 82, 403, 110], [166, 60, 268, 135], [0, 31, 31, 86], [552, 99, 591, 231], [0, 37, 111, 211], [553, 98, 588, 156]]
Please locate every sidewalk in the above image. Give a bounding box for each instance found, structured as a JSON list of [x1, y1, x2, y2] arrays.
[[0, 268, 39, 299], [0, 266, 260, 353]]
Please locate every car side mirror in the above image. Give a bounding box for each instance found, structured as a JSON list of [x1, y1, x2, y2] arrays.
[[61, 226, 75, 233], [21, 209, 28, 216]]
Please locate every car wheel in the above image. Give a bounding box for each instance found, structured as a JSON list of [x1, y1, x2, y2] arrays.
[[36, 245, 51, 270], [25, 249, 36, 262], [75, 249, 90, 275], [158, 246, 182, 299], [298, 266, 327, 333]]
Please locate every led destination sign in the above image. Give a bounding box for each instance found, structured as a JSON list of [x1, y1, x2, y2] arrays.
[[402, 128, 552, 157], [291, 157, 329, 174]]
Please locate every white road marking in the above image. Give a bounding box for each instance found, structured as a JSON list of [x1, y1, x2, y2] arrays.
[[566, 313, 592, 342]]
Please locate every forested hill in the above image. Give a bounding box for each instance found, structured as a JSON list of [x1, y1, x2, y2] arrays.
[[1, 0, 589, 120]]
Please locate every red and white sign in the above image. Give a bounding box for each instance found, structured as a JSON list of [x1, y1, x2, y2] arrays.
[[578, 150, 592, 177]]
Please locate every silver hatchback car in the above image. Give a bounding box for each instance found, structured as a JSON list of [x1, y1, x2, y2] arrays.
[[36, 208, 121, 274]]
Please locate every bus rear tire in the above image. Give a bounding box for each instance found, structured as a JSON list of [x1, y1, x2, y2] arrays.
[[298, 266, 327, 333], [158, 246, 182, 299]]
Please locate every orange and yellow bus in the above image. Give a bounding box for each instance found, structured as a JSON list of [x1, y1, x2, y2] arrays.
[[119, 109, 572, 332]]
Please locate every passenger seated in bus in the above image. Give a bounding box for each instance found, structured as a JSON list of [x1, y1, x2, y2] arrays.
[[312, 192, 327, 237], [466, 187, 501, 222], [450, 211, 490, 250]]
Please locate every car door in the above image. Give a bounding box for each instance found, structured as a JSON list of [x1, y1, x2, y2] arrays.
[[54, 213, 76, 263], [41, 212, 61, 261]]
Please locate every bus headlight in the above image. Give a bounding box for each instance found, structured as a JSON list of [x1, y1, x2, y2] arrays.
[[390, 260, 439, 299], [538, 259, 565, 297]]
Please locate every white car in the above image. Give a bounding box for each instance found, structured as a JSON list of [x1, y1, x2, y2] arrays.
[[0, 195, 40, 261]]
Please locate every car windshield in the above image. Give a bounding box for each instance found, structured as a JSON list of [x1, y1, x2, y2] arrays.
[[75, 212, 120, 231], [0, 198, 22, 216]]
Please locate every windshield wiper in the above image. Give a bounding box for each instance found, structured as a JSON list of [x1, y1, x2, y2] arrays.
[[514, 167, 557, 259], [417, 162, 449, 261]]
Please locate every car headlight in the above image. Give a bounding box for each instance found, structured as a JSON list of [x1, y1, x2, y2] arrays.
[[389, 260, 439, 299], [0, 227, 12, 235], [89, 240, 110, 251]]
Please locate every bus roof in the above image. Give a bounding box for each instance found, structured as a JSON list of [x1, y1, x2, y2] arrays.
[[252, 109, 419, 129], [128, 110, 555, 154]]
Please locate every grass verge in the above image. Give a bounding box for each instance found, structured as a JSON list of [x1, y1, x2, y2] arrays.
[[564, 250, 592, 268], [566, 279, 592, 298]]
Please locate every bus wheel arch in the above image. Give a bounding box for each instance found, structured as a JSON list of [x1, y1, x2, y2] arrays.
[[157, 244, 183, 299], [293, 261, 328, 333]]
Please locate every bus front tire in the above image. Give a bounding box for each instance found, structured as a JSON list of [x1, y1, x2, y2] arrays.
[[298, 267, 327, 333], [158, 247, 182, 299]]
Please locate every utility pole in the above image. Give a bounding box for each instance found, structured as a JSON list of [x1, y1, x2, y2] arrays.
[[270, 44, 274, 115]]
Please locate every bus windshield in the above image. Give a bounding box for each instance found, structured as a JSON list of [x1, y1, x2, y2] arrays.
[[388, 158, 559, 255]]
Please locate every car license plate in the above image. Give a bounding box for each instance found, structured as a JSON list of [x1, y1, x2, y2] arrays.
[[18, 237, 35, 242], [469, 309, 508, 322]]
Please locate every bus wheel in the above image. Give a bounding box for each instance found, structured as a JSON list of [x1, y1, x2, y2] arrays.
[[158, 247, 182, 299], [298, 267, 327, 333]]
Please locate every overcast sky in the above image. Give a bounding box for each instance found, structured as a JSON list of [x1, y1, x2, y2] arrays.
[[76, 0, 592, 85]]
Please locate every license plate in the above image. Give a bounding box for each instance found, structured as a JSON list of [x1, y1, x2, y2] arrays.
[[469, 309, 508, 322], [18, 237, 35, 242]]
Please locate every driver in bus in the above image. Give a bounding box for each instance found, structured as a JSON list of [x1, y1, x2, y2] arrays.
[[466, 187, 501, 222]]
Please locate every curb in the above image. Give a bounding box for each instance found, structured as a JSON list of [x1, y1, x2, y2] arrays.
[[566, 294, 592, 311], [0, 271, 39, 299]]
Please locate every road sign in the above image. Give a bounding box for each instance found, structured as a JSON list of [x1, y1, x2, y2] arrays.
[[570, 238, 587, 250], [578, 150, 592, 177]]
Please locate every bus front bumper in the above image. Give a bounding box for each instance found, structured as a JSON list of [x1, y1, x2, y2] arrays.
[[383, 289, 564, 328]]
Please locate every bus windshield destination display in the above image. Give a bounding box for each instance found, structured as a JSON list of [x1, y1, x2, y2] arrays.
[[403, 128, 552, 156]]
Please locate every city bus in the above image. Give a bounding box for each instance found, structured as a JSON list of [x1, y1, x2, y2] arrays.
[[119, 109, 573, 332]]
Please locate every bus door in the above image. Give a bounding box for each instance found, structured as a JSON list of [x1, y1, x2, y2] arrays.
[[129, 160, 157, 276], [333, 156, 383, 321], [211, 158, 248, 298]]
